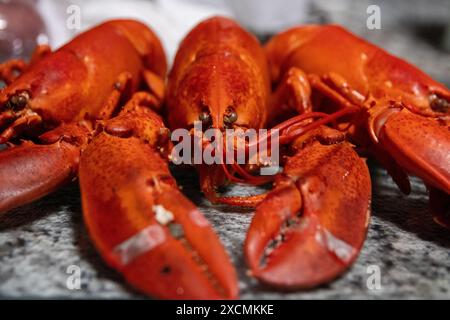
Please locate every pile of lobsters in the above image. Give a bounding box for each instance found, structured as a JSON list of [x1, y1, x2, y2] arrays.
[[0, 16, 448, 299]]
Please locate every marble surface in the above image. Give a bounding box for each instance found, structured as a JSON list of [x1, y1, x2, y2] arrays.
[[0, 163, 449, 299]]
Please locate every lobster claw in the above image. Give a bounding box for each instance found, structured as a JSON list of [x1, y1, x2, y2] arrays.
[[245, 130, 371, 288], [373, 108, 450, 226], [79, 107, 238, 299], [0, 124, 88, 213], [374, 108, 450, 193]]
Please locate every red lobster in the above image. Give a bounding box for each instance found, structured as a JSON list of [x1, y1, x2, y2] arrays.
[[0, 20, 238, 299], [166, 17, 372, 289], [243, 24, 450, 289], [166, 16, 271, 203], [0, 19, 166, 212], [264, 24, 450, 226]]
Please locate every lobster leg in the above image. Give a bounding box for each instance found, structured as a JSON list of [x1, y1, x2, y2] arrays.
[[212, 193, 268, 208], [0, 60, 27, 85], [29, 44, 51, 65], [298, 72, 413, 194], [143, 69, 165, 104], [0, 45, 51, 84], [0, 123, 89, 213], [245, 127, 371, 288], [307, 73, 360, 110], [120, 91, 161, 114], [429, 187, 450, 228], [79, 103, 238, 299], [269, 67, 312, 125], [0, 110, 42, 143], [95, 71, 134, 120]]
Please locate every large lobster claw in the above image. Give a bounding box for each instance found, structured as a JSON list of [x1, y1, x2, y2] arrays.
[[372, 107, 450, 227], [374, 108, 450, 194], [79, 106, 238, 299], [245, 127, 371, 288], [0, 124, 88, 213]]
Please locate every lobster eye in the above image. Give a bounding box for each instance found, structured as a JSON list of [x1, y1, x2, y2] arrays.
[[429, 93, 449, 113], [199, 111, 211, 125], [6, 92, 29, 110], [223, 107, 238, 127]]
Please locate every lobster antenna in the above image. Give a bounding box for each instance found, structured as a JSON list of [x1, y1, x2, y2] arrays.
[[220, 107, 359, 185], [279, 106, 359, 144]]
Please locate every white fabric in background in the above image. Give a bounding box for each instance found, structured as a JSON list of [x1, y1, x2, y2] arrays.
[[35, 0, 311, 63], [36, 0, 233, 64]]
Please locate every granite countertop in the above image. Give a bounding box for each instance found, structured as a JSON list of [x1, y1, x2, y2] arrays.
[[0, 162, 449, 299]]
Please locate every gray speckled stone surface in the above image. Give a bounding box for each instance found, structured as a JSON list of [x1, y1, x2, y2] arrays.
[[1, 163, 450, 299]]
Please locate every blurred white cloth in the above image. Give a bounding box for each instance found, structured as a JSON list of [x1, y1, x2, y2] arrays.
[[36, 0, 233, 63], [36, 0, 311, 64]]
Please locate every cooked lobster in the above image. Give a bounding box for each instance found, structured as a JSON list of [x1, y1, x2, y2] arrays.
[[0, 19, 238, 299], [1, 15, 448, 298], [165, 16, 271, 203], [79, 96, 237, 299], [166, 17, 372, 289], [243, 24, 450, 289], [264, 24, 450, 226], [0, 19, 166, 212]]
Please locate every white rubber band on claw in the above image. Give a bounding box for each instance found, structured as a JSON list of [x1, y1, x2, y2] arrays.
[[113, 225, 166, 266]]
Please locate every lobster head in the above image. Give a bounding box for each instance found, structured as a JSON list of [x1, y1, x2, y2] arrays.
[[165, 16, 272, 199], [166, 16, 270, 133], [0, 19, 168, 143], [0, 50, 88, 143], [166, 52, 269, 133]]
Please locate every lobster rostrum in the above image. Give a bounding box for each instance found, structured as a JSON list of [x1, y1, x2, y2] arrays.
[[167, 17, 372, 289], [0, 19, 238, 299]]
